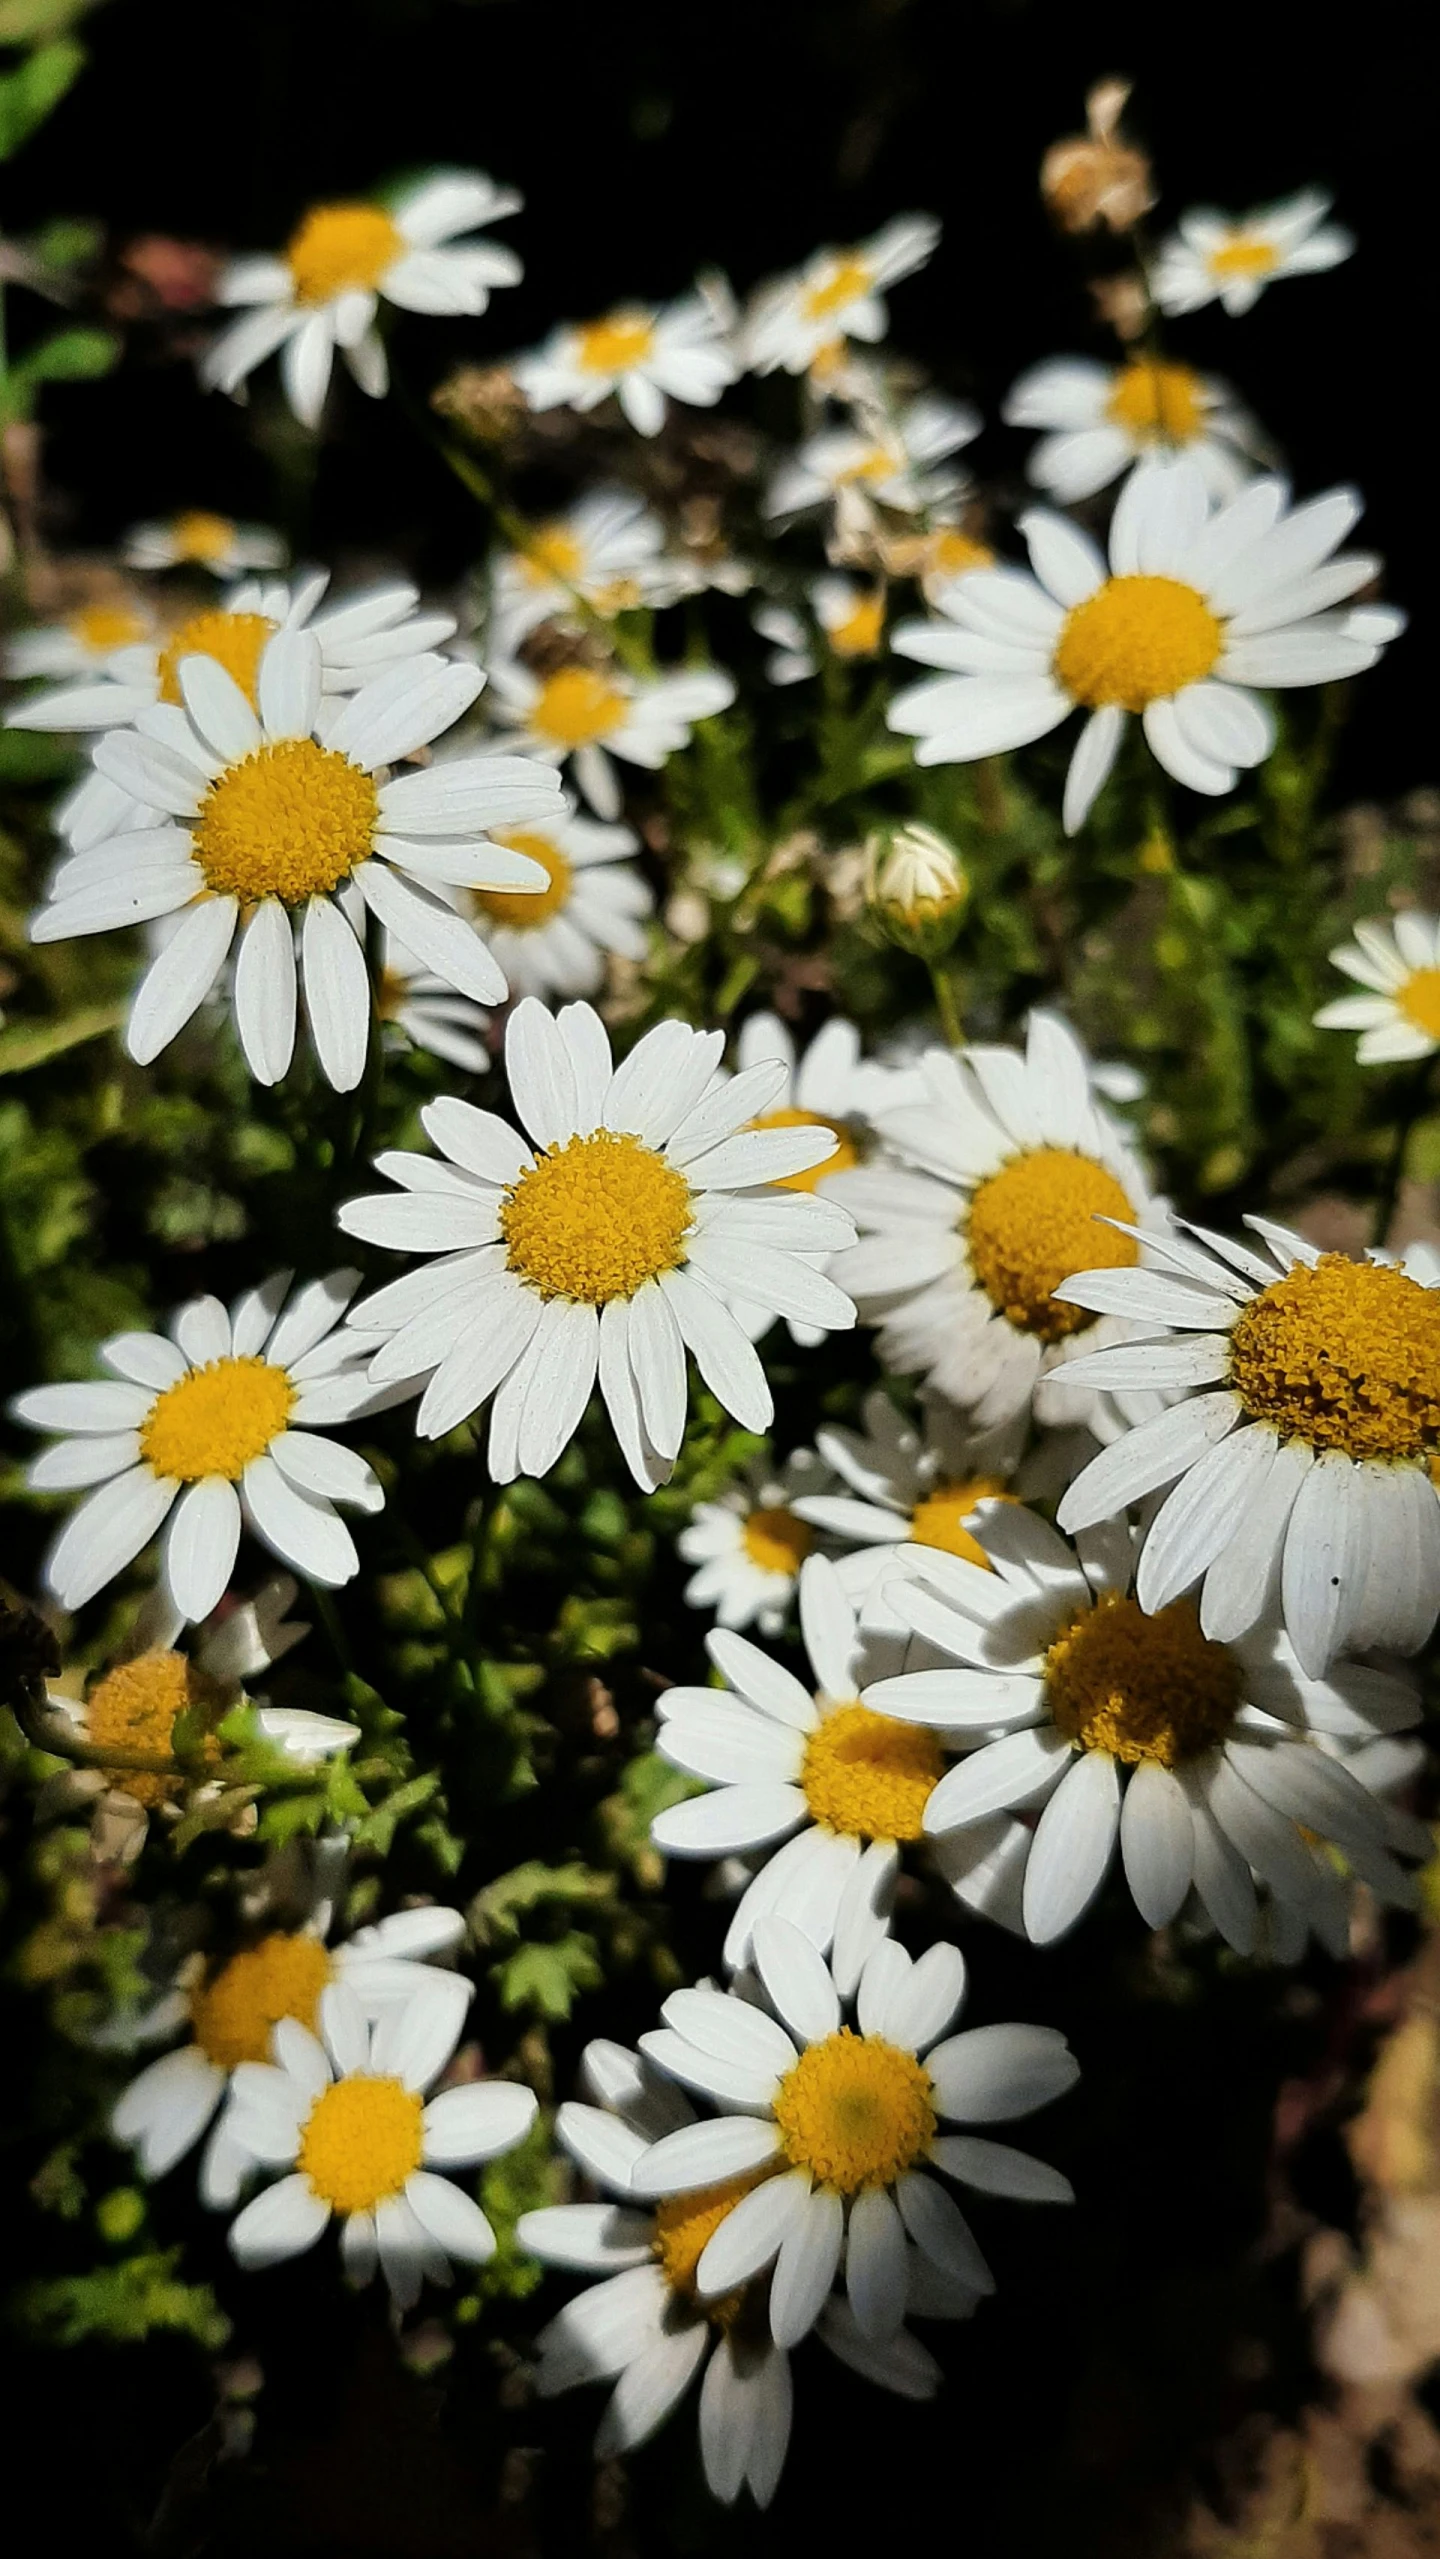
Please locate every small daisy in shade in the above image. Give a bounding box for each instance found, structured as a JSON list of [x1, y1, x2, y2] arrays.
[[864, 1506, 1421, 1948], [204, 171, 523, 428], [831, 1010, 1172, 1437], [338, 998, 858, 1489], [630, 1918, 1076, 2352], [1004, 356, 1262, 503], [450, 801, 652, 1000], [30, 629, 563, 1091], [1151, 189, 1354, 319], [889, 522, 997, 609], [765, 394, 980, 520], [484, 653, 735, 821], [513, 293, 738, 438], [1315, 912, 1440, 1063], [1053, 1224, 1440, 1677], [792, 1387, 1021, 1631], [11, 1268, 387, 1622], [112, 1900, 467, 2204], [222, 1977, 537, 2304], [742, 217, 941, 377], [887, 459, 1403, 834], [4, 594, 156, 696], [488, 490, 672, 648], [679, 1447, 836, 1636], [376, 936, 494, 1076], [655, 1554, 955, 1987], [123, 512, 286, 577]]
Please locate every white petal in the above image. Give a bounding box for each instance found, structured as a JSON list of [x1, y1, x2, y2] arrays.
[[769, 2185, 843, 2347], [1022, 1750, 1120, 1942], [302, 897, 371, 1093], [628, 2116, 783, 2198], [233, 900, 298, 1086], [403, 2171, 496, 2265], [752, 1916, 841, 2045], [229, 2174, 330, 2268], [163, 1475, 242, 1622], [846, 2183, 909, 2339], [1119, 1758, 1194, 1926], [925, 2023, 1079, 2122], [696, 2168, 811, 2294]]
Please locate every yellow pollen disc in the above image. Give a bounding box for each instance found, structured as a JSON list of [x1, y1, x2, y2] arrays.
[[471, 830, 571, 931], [773, 2030, 937, 2194], [297, 2074, 424, 2215], [190, 1931, 334, 2070], [500, 1128, 693, 1305], [803, 257, 872, 322], [928, 530, 994, 579], [193, 738, 378, 905], [140, 1354, 295, 1482], [69, 603, 148, 655], [285, 202, 401, 304], [1208, 234, 1280, 281], [85, 1649, 217, 1808], [1398, 969, 1440, 1039], [748, 1105, 857, 1194], [653, 2168, 772, 2326], [576, 312, 656, 374], [1228, 1254, 1440, 1462], [909, 1478, 1014, 1566], [157, 608, 275, 709], [1045, 1590, 1240, 1767], [1105, 359, 1205, 446], [741, 1505, 813, 1576], [828, 593, 885, 658], [801, 1703, 942, 1842], [518, 525, 584, 587], [169, 511, 238, 567], [530, 666, 629, 750], [1054, 574, 1224, 713], [965, 1148, 1138, 1340]]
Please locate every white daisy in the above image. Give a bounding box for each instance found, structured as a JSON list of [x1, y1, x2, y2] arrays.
[[864, 1503, 1422, 1949], [484, 653, 735, 820], [222, 1977, 537, 2305], [830, 1009, 1172, 1437], [678, 1446, 836, 1637], [204, 171, 523, 428], [376, 936, 493, 1076], [4, 594, 157, 693], [338, 997, 858, 1490], [513, 293, 738, 438], [112, 1900, 468, 2205], [1150, 189, 1354, 319], [11, 1268, 388, 1622], [742, 217, 941, 377], [446, 800, 652, 1000], [1052, 1222, 1440, 1677], [29, 629, 563, 1091], [1004, 356, 1262, 503], [122, 512, 286, 578], [1315, 912, 1440, 1063], [765, 393, 979, 520], [887, 459, 1404, 834], [629, 1918, 1076, 2350], [488, 489, 674, 648], [792, 1387, 1022, 1631]]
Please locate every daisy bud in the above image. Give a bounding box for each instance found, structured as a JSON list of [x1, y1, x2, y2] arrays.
[[1040, 80, 1155, 236], [866, 822, 968, 956]]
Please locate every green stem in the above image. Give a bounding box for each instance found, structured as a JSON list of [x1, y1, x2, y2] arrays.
[[927, 959, 965, 1049], [1373, 1058, 1434, 1248]]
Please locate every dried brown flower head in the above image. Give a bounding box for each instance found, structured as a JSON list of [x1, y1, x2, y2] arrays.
[[1041, 81, 1155, 236]]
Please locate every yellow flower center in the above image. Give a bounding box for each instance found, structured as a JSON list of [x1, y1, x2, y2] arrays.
[[965, 1148, 1138, 1340], [140, 1355, 295, 1482], [1054, 575, 1224, 713], [1227, 1254, 1440, 1462], [1398, 969, 1440, 1039], [828, 593, 885, 657], [190, 1930, 335, 2070], [297, 2074, 425, 2214], [469, 830, 570, 931], [748, 1105, 856, 1194], [285, 202, 402, 305], [69, 603, 148, 655], [192, 738, 378, 905], [1208, 234, 1280, 282], [1105, 359, 1205, 446], [169, 511, 239, 567], [1045, 1591, 1240, 1767], [926, 530, 994, 580], [517, 525, 584, 587], [157, 608, 276, 709], [529, 666, 629, 751], [575, 312, 656, 374], [85, 1649, 219, 1809], [802, 257, 872, 323], [741, 1505, 813, 1577], [908, 1478, 1013, 1566], [801, 1703, 943, 1842], [499, 1128, 693, 1304], [653, 2168, 772, 2327], [773, 2030, 937, 2193], [841, 443, 900, 486]]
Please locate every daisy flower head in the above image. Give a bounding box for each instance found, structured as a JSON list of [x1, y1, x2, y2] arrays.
[[629, 1918, 1076, 2352], [30, 628, 564, 1091], [512, 292, 738, 438], [764, 393, 980, 521], [447, 800, 652, 1001], [887, 460, 1404, 835], [1004, 356, 1262, 504], [488, 489, 673, 649], [485, 652, 735, 820], [112, 1897, 468, 2205], [654, 1554, 955, 1986], [122, 512, 286, 578], [742, 216, 941, 378], [222, 1976, 537, 2305], [375, 935, 494, 1076], [12, 1268, 388, 1624], [1315, 912, 1440, 1063], [792, 1386, 1022, 1632], [1150, 189, 1354, 318], [203, 171, 523, 428], [831, 1008, 1171, 1438], [864, 1505, 1424, 1948], [4, 592, 157, 697], [338, 998, 858, 1490], [1053, 1222, 1440, 1677], [678, 1446, 837, 1637]]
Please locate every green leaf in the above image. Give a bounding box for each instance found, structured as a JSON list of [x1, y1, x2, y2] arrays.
[[0, 325, 117, 421], [14, 2250, 230, 2350], [496, 1932, 603, 2022], [0, 0, 92, 37], [0, 1002, 123, 1077], [0, 35, 84, 158]]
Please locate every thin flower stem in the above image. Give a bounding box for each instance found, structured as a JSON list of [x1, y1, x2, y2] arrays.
[[1373, 1057, 1435, 1248], [928, 959, 965, 1049]]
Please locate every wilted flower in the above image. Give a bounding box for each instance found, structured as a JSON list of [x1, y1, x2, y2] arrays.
[[1039, 81, 1155, 235]]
